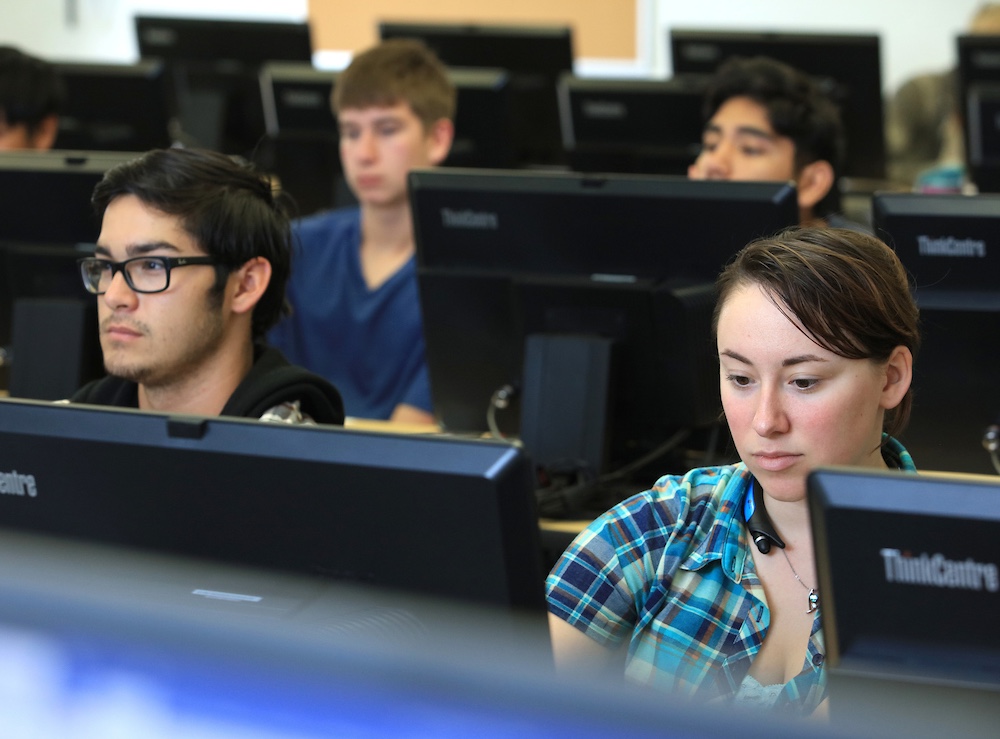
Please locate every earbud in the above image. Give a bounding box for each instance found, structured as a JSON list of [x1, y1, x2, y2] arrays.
[[752, 533, 772, 554]]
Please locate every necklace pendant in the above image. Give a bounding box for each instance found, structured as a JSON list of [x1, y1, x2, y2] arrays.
[[806, 589, 819, 614]]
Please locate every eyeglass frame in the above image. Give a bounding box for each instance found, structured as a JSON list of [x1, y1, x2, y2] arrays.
[[77, 255, 221, 295]]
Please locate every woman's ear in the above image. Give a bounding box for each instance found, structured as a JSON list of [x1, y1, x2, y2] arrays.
[[230, 257, 272, 316], [880, 345, 913, 410]]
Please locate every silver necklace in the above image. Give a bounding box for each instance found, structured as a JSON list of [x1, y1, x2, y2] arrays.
[[781, 548, 819, 614]]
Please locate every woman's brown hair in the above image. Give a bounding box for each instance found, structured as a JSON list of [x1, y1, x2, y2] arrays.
[[714, 226, 920, 439]]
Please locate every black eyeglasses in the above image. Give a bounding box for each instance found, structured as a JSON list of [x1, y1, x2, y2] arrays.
[[78, 256, 219, 295]]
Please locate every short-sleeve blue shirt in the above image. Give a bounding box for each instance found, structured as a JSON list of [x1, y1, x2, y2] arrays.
[[267, 207, 432, 420]]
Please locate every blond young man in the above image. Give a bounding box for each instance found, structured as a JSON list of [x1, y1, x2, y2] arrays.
[[268, 40, 455, 425]]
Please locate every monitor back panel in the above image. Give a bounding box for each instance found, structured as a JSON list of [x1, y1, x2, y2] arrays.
[[0, 399, 544, 612], [873, 192, 1000, 311], [53, 61, 174, 152], [559, 76, 705, 175], [810, 467, 1000, 685]]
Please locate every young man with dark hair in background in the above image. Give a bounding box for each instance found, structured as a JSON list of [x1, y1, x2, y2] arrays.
[[267, 39, 455, 426], [687, 56, 849, 227], [72, 147, 344, 424], [0, 45, 62, 150]]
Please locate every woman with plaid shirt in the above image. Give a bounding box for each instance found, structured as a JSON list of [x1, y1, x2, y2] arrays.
[[546, 227, 920, 715]]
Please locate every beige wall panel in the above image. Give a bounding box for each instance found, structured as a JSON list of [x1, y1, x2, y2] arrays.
[[307, 0, 637, 60]]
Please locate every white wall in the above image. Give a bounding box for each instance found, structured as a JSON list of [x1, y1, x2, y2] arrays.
[[0, 0, 307, 63], [0, 0, 990, 94]]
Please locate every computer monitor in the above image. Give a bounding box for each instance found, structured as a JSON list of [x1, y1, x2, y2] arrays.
[[255, 62, 343, 216], [957, 34, 1000, 193], [0, 527, 873, 739], [0, 397, 545, 613], [256, 61, 517, 215], [442, 68, 517, 169], [0, 149, 135, 247], [379, 22, 573, 166], [669, 29, 886, 181], [558, 74, 706, 175], [808, 466, 1000, 737], [259, 61, 337, 135], [135, 15, 313, 155], [410, 168, 798, 478], [872, 191, 1000, 311], [872, 191, 1000, 475], [0, 150, 135, 392], [52, 60, 174, 151]]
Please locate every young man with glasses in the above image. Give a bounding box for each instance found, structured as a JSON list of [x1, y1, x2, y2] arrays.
[[71, 147, 344, 424]]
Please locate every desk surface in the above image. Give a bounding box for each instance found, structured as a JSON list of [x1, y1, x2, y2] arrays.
[[343, 416, 442, 434]]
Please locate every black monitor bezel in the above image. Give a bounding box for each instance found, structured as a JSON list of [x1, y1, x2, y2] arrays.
[[134, 15, 313, 155], [408, 168, 799, 472], [52, 60, 175, 152], [871, 190, 1000, 311], [809, 465, 1000, 689], [557, 73, 707, 175], [378, 21, 573, 167], [0, 397, 545, 612], [958, 34, 1000, 192], [135, 15, 313, 65]]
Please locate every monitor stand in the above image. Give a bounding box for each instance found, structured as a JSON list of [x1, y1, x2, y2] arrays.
[[519, 333, 614, 476]]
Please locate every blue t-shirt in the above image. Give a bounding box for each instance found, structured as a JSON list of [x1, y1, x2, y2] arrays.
[[267, 207, 432, 420]]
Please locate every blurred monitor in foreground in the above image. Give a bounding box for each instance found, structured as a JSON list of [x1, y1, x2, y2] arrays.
[[0, 525, 898, 738]]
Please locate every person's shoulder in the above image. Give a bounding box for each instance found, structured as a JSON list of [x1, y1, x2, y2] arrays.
[[596, 464, 745, 535], [895, 70, 953, 100], [293, 206, 361, 245], [649, 463, 745, 504], [223, 345, 345, 425]]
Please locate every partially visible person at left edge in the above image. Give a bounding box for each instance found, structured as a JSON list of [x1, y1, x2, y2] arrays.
[[71, 147, 345, 424], [0, 45, 62, 150]]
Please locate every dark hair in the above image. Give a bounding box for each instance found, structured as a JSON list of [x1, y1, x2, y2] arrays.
[[92, 148, 291, 340], [714, 226, 921, 439], [703, 56, 845, 217], [0, 46, 64, 135], [333, 39, 456, 128]]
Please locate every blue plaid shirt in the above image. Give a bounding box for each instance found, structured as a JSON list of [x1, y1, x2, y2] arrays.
[[546, 438, 916, 715]]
